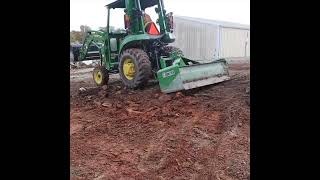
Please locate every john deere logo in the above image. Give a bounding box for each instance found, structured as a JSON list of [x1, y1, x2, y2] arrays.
[[162, 70, 175, 78]]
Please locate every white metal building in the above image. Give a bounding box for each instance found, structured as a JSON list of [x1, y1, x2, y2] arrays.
[[171, 16, 250, 62]]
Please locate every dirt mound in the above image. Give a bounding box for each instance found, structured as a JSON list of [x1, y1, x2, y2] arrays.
[[70, 63, 250, 180]]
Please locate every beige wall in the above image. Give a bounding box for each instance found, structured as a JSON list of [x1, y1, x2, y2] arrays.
[[221, 27, 250, 58], [171, 17, 250, 61], [171, 18, 218, 62], [246, 31, 250, 57]]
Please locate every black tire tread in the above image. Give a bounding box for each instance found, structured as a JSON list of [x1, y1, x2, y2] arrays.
[[119, 48, 152, 88]]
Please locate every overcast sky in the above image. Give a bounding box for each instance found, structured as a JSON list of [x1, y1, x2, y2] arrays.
[[70, 0, 250, 31]]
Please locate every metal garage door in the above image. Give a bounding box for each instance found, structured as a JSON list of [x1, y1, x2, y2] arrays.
[[245, 31, 250, 57], [172, 18, 218, 62], [221, 27, 249, 58]]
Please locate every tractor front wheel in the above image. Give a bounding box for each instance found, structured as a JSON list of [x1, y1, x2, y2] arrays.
[[92, 66, 109, 86], [119, 48, 152, 89]]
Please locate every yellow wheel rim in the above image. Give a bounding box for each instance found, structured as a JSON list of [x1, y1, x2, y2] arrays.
[[94, 71, 103, 84], [123, 58, 135, 80]]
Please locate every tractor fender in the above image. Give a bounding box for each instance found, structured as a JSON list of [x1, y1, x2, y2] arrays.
[[119, 34, 163, 54]]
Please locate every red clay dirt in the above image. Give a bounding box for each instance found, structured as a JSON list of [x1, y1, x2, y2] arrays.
[[70, 62, 250, 180]]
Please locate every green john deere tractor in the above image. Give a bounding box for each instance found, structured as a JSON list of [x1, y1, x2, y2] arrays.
[[71, 0, 229, 93]]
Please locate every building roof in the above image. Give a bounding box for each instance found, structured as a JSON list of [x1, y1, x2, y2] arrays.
[[174, 15, 250, 30]]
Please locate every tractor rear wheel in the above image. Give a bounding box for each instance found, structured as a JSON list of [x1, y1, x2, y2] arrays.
[[119, 48, 152, 89], [92, 66, 109, 86]]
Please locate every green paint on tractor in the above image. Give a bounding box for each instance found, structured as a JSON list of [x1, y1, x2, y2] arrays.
[[158, 57, 230, 93]]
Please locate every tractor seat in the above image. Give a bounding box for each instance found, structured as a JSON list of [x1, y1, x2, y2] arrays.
[[144, 22, 160, 35]]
